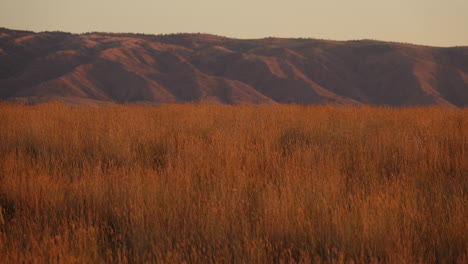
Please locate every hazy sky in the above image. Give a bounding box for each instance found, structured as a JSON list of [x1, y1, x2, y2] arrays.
[[1, 0, 467, 47]]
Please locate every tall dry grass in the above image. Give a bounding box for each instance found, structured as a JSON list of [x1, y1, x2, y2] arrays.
[[0, 103, 466, 263]]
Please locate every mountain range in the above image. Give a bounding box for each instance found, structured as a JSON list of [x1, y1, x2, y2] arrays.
[[0, 28, 467, 106]]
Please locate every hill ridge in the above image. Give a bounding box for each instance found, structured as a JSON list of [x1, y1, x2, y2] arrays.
[[0, 28, 466, 106]]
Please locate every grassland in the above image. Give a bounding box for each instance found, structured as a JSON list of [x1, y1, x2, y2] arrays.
[[0, 103, 466, 263]]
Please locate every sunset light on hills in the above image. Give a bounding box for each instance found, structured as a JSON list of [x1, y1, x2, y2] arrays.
[[0, 1, 467, 263]]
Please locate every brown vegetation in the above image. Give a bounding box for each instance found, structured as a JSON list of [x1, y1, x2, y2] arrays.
[[0, 103, 467, 263], [1, 27, 467, 106]]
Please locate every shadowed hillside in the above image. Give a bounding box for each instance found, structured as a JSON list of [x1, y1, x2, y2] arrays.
[[0, 28, 467, 106]]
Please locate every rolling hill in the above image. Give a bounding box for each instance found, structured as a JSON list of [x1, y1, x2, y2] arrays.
[[0, 28, 466, 106]]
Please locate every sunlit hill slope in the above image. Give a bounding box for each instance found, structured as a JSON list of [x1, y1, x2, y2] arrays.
[[0, 28, 467, 106]]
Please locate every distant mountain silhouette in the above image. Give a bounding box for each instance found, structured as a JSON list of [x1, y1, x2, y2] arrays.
[[0, 28, 466, 106]]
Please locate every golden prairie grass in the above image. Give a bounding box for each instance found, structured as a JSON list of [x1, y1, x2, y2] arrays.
[[0, 103, 466, 263]]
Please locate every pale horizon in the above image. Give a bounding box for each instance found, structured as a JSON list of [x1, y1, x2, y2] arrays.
[[1, 0, 468, 47]]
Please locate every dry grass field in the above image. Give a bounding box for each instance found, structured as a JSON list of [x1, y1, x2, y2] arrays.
[[0, 103, 466, 263]]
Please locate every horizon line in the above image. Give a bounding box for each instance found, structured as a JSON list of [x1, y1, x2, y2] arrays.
[[2, 26, 467, 48]]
